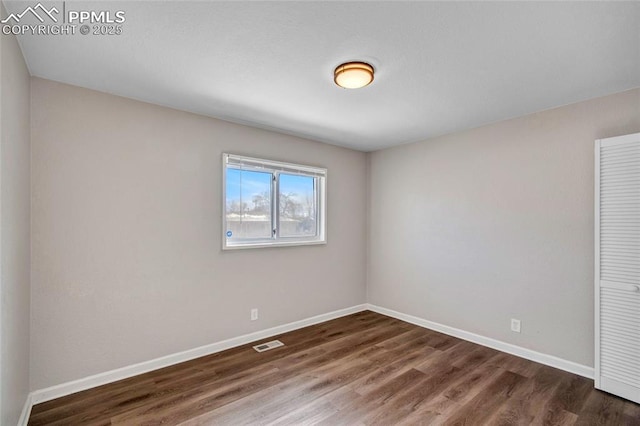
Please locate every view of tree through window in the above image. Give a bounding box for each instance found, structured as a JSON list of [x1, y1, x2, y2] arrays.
[[223, 154, 326, 249], [279, 174, 316, 237], [225, 169, 272, 239]]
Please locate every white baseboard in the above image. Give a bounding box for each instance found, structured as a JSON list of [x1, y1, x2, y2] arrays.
[[28, 304, 368, 407], [366, 304, 594, 379], [18, 392, 33, 426]]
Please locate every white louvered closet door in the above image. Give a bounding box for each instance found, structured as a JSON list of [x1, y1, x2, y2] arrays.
[[595, 132, 640, 404]]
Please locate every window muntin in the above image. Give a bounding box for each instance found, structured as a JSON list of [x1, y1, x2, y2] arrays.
[[223, 154, 326, 249]]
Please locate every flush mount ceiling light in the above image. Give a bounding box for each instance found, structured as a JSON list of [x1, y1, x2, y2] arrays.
[[334, 61, 374, 89]]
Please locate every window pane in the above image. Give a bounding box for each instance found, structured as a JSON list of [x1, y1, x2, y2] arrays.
[[225, 168, 272, 240], [279, 174, 316, 237]]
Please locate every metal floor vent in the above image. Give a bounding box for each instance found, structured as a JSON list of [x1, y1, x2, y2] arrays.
[[253, 340, 284, 353]]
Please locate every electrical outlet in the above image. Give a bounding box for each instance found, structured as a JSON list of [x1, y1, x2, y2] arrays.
[[251, 308, 258, 321], [511, 318, 521, 333]]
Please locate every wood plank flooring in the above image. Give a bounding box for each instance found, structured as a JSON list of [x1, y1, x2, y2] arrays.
[[28, 311, 640, 425]]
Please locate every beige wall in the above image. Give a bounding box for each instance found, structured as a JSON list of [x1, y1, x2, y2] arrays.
[[368, 89, 640, 367], [0, 7, 32, 425], [30, 78, 367, 390]]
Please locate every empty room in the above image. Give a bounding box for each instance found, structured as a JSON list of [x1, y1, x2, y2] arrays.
[[1, 1, 639, 425]]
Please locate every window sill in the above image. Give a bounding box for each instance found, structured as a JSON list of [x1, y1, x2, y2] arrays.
[[222, 239, 327, 251]]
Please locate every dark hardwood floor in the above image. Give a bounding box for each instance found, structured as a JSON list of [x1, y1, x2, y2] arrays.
[[28, 311, 640, 425]]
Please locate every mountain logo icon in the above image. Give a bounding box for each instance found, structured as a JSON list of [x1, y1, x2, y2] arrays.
[[1, 3, 59, 24]]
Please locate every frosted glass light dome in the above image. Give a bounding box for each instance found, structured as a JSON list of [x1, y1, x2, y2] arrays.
[[334, 62, 374, 89]]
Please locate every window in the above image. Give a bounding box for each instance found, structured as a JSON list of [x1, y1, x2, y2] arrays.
[[223, 153, 326, 249]]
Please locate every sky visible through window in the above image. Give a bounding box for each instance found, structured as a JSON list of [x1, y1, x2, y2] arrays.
[[226, 169, 314, 211], [226, 169, 272, 203]]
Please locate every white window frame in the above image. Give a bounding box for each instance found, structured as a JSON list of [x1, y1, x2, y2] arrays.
[[222, 153, 327, 250]]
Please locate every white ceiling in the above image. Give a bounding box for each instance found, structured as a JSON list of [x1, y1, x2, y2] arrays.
[[6, 1, 640, 151]]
